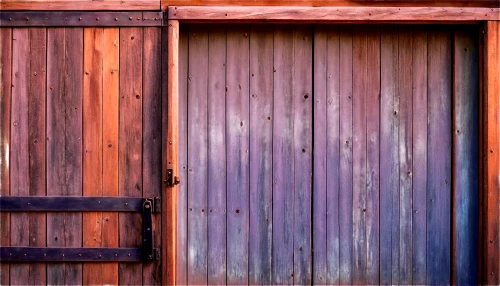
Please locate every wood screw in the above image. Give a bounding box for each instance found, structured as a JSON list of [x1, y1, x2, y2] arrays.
[[25, 17, 29, 21], [115, 18, 118, 21], [96, 17, 99, 21]]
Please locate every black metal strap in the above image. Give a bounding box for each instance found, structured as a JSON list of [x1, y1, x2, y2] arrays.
[[0, 196, 160, 213], [1, 247, 146, 262]]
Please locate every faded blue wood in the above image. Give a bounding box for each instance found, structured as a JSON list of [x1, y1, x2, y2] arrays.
[[207, 24, 227, 286], [453, 27, 479, 285], [249, 24, 273, 285], [187, 24, 209, 285], [293, 24, 313, 285], [226, 24, 250, 285], [411, 26, 428, 286], [338, 25, 353, 286], [426, 27, 452, 285], [398, 25, 413, 285], [379, 25, 399, 286], [272, 25, 294, 285], [352, 25, 367, 284], [365, 24, 380, 284]]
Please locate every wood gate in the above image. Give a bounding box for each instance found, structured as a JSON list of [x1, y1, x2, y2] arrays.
[[175, 24, 480, 285]]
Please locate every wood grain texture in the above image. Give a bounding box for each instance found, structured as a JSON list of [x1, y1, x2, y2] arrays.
[[83, 27, 104, 286], [143, 26, 162, 286], [102, 27, 119, 286], [272, 25, 294, 285], [426, 26, 452, 285], [453, 26, 479, 285], [207, 24, 227, 286], [411, 26, 427, 286], [10, 27, 30, 286], [0, 27, 11, 286], [46, 27, 83, 286], [168, 6, 500, 22], [118, 27, 143, 286], [1, 0, 159, 10], [165, 20, 180, 286], [338, 25, 353, 286], [226, 24, 250, 285], [186, 24, 209, 285], [484, 20, 500, 286]]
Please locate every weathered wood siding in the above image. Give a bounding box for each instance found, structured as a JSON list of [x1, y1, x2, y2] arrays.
[[177, 24, 480, 285], [0, 27, 162, 285]]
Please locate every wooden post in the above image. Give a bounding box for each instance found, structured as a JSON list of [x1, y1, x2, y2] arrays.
[[164, 19, 179, 285], [484, 20, 500, 285]]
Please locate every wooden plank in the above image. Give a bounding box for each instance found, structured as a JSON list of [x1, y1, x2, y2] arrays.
[[484, 21, 500, 286], [1, 2, 160, 11], [28, 27, 47, 285], [248, 24, 273, 285], [379, 25, 399, 286], [426, 26, 452, 285], [207, 24, 227, 286], [46, 27, 83, 285], [338, 25, 353, 286], [272, 25, 294, 285], [351, 25, 367, 284], [312, 24, 328, 285], [83, 27, 104, 286], [411, 26, 428, 286], [168, 6, 500, 22], [292, 24, 313, 285], [186, 24, 208, 285], [164, 20, 180, 286], [118, 27, 143, 286], [398, 25, 413, 285], [173, 22, 188, 286], [143, 26, 162, 286], [365, 24, 380, 285], [226, 24, 250, 285], [453, 26, 479, 285], [10, 27, 30, 286], [102, 27, 119, 286], [0, 27, 12, 286]]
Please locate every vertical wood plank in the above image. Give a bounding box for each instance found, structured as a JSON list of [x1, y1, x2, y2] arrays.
[[28, 27, 47, 285], [272, 25, 294, 285], [365, 24, 380, 285], [426, 27, 452, 285], [174, 22, 188, 286], [165, 20, 180, 286], [312, 24, 328, 285], [119, 27, 143, 286], [83, 27, 104, 286], [10, 27, 30, 286], [0, 28, 11, 286], [249, 24, 273, 285], [351, 25, 367, 284], [187, 24, 209, 285], [411, 26, 428, 286], [484, 21, 500, 286], [207, 24, 227, 286], [398, 25, 413, 285], [102, 27, 119, 286], [379, 25, 399, 286], [293, 24, 313, 285], [326, 25, 341, 285], [338, 25, 353, 286], [143, 26, 162, 286], [453, 26, 479, 285], [47, 27, 83, 286], [226, 24, 250, 285]]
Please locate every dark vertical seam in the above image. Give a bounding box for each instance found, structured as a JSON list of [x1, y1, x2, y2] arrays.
[[206, 25, 210, 285]]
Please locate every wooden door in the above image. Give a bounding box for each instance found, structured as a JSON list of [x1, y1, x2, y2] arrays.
[[176, 24, 480, 285]]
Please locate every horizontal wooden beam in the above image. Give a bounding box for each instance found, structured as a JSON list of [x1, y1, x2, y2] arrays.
[[0, 11, 162, 26], [0, 0, 159, 11], [168, 6, 500, 22]]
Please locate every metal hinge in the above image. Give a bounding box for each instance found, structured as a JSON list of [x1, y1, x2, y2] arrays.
[[166, 169, 180, 187]]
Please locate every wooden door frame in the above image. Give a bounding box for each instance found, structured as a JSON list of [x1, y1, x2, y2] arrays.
[[165, 7, 499, 285]]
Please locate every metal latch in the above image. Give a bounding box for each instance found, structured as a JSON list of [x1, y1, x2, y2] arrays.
[[142, 198, 155, 261], [166, 169, 180, 187]]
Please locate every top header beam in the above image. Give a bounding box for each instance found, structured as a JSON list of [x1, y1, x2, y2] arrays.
[[168, 6, 500, 23]]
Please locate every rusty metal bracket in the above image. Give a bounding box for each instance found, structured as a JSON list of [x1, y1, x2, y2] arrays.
[[166, 169, 180, 187]]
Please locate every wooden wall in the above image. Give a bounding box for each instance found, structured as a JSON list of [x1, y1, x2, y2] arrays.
[[176, 24, 480, 285], [0, 27, 162, 285]]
